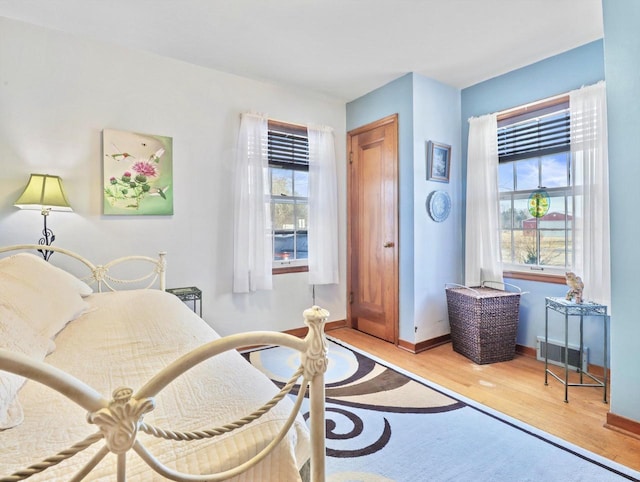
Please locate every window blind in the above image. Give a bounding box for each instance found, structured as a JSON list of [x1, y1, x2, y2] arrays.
[[498, 106, 570, 163], [268, 128, 309, 170]]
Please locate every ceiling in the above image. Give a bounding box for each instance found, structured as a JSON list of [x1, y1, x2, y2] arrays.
[[0, 0, 604, 101]]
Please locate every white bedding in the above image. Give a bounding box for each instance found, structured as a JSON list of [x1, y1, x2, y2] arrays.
[[0, 289, 310, 481]]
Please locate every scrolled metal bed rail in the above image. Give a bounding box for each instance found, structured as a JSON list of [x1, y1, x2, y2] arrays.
[[139, 365, 305, 442], [0, 244, 166, 291], [0, 306, 328, 482]]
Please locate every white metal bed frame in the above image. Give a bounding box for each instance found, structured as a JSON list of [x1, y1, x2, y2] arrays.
[[0, 245, 327, 482], [0, 243, 168, 292]]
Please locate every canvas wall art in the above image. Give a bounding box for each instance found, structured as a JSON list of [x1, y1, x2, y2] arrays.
[[103, 129, 173, 215]]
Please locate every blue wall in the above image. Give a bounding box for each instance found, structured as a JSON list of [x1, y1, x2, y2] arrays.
[[346, 73, 462, 343], [347, 15, 638, 425], [347, 74, 416, 341], [602, 0, 640, 423], [411, 74, 463, 342], [461, 40, 607, 364], [461, 40, 605, 192]]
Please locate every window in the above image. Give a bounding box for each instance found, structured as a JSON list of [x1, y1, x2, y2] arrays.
[[497, 98, 573, 275], [268, 121, 309, 271]]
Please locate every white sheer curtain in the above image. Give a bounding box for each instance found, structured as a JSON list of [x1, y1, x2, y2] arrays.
[[571, 81, 610, 307], [232, 112, 272, 293], [465, 113, 503, 286], [307, 124, 339, 285]]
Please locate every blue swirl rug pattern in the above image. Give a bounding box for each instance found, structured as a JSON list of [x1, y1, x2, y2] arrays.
[[245, 339, 639, 481]]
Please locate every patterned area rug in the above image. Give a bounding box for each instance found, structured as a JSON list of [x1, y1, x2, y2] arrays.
[[245, 339, 640, 482]]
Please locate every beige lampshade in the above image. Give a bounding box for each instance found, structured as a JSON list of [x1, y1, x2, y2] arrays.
[[14, 174, 73, 212]]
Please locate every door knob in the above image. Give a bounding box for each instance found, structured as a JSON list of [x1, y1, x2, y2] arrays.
[[383, 242, 395, 248]]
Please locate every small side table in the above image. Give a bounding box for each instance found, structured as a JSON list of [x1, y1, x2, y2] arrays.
[[166, 286, 202, 317], [544, 297, 608, 403]]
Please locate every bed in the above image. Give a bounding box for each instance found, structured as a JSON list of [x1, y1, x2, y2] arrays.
[[0, 244, 327, 481]]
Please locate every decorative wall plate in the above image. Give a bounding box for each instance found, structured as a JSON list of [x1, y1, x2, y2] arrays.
[[427, 190, 451, 222]]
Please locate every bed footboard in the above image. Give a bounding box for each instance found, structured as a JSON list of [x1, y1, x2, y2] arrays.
[[0, 306, 328, 482]]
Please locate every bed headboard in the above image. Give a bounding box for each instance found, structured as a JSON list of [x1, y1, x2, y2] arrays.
[[0, 244, 166, 292]]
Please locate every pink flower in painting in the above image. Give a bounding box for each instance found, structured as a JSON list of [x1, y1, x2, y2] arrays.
[[131, 161, 158, 178]]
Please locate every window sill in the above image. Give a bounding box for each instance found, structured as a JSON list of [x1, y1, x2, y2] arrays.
[[503, 270, 566, 285], [273, 265, 309, 275]]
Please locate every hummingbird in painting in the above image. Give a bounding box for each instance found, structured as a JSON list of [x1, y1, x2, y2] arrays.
[[149, 147, 165, 163], [106, 143, 135, 161]]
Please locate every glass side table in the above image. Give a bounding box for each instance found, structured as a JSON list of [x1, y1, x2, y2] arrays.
[[166, 286, 202, 317], [544, 297, 608, 403]]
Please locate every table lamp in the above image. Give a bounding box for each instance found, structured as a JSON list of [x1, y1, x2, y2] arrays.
[[14, 174, 73, 261]]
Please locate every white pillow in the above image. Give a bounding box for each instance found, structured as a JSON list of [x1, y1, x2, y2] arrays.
[[0, 253, 90, 339], [0, 304, 51, 429], [0, 252, 93, 296]]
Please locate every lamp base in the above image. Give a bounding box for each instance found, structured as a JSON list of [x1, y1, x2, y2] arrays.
[[38, 210, 55, 261]]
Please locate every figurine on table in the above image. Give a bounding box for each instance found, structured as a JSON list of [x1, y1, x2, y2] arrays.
[[565, 272, 584, 303]]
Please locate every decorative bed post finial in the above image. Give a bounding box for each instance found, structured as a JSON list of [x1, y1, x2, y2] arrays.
[[87, 387, 155, 454], [301, 306, 329, 380]]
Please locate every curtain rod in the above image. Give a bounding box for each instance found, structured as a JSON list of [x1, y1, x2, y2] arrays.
[[239, 112, 307, 130], [270, 118, 334, 133], [240, 112, 333, 132], [267, 117, 308, 129], [497, 92, 569, 121]]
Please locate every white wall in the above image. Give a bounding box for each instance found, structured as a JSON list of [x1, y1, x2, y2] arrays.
[[0, 17, 347, 335]]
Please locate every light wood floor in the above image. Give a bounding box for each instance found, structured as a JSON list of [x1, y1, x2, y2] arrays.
[[329, 327, 640, 473]]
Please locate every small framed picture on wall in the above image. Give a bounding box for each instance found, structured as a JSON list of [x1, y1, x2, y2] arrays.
[[427, 141, 451, 183]]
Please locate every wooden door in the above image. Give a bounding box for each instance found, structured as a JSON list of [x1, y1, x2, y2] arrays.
[[347, 114, 399, 343]]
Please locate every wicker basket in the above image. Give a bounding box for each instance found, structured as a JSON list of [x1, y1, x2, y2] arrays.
[[445, 283, 521, 364]]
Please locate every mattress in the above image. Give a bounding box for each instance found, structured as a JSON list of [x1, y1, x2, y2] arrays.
[[0, 289, 310, 481]]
